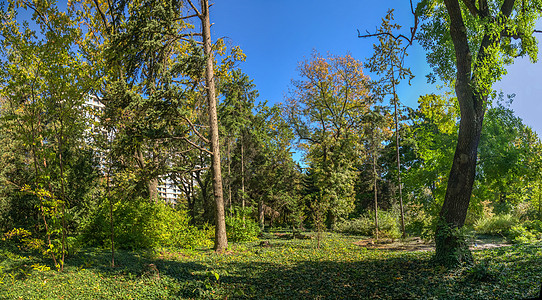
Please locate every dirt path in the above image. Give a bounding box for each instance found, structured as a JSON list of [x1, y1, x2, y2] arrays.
[[353, 236, 511, 252]]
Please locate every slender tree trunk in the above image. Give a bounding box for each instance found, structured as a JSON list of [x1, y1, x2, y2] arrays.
[[200, 0, 228, 252], [373, 138, 379, 240], [241, 135, 245, 227], [227, 138, 232, 217], [57, 117, 67, 272], [107, 132, 115, 268], [391, 67, 405, 239], [258, 200, 265, 230]]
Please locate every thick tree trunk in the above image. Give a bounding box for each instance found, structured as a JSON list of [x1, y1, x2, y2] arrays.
[[435, 105, 483, 265], [201, 0, 228, 252], [435, 0, 506, 266]]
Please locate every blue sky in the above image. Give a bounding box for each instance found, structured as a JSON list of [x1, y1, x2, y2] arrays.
[[211, 0, 542, 135]]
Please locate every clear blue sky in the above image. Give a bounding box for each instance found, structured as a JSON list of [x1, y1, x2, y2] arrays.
[[211, 0, 542, 136]]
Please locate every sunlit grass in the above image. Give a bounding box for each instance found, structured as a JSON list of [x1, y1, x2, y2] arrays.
[[1, 233, 541, 299]]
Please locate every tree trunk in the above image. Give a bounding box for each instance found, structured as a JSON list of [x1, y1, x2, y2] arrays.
[[148, 178, 159, 202], [434, 107, 482, 265], [258, 200, 265, 230], [435, 0, 504, 266], [200, 0, 228, 252], [391, 66, 406, 239], [227, 138, 232, 217], [373, 141, 379, 241], [241, 135, 245, 227]]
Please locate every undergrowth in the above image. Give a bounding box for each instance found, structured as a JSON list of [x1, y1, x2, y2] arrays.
[[1, 233, 542, 299]]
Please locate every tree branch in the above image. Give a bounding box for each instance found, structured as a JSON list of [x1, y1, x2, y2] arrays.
[[182, 137, 213, 155], [92, 0, 110, 35], [462, 0, 480, 17], [186, 0, 202, 18], [182, 115, 210, 144], [358, 1, 418, 47]]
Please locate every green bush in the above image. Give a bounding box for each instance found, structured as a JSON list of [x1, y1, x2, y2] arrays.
[[81, 198, 213, 250], [474, 214, 518, 236], [508, 225, 538, 244], [405, 208, 434, 240], [333, 210, 401, 239], [225, 213, 260, 242]]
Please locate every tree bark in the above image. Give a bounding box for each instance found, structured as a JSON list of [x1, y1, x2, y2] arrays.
[[241, 135, 245, 227], [200, 0, 228, 252], [373, 138, 379, 241], [391, 70, 405, 239]]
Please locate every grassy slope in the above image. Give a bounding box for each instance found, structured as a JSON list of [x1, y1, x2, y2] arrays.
[[1, 233, 541, 299]]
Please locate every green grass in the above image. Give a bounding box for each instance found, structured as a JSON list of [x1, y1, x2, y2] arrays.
[[1, 233, 542, 299]]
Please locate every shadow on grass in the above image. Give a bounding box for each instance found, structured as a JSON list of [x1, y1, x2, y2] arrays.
[[4, 241, 542, 299]]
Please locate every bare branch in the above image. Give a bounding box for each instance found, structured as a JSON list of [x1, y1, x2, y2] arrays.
[[182, 115, 210, 144], [174, 13, 200, 21], [183, 137, 213, 155], [358, 1, 418, 47], [186, 0, 202, 18]]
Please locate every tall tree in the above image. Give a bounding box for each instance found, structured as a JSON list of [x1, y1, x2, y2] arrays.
[[189, 0, 228, 251], [417, 0, 541, 265], [285, 52, 372, 227], [365, 9, 414, 238]]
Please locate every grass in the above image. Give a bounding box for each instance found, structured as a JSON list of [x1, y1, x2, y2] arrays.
[[1, 233, 542, 299]]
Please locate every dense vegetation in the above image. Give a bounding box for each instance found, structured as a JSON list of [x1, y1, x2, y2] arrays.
[[1, 0, 542, 298]]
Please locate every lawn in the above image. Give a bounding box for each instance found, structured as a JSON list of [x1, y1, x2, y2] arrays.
[[1, 233, 541, 299]]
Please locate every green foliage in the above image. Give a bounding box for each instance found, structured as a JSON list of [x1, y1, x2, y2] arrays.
[[225, 211, 260, 243], [404, 206, 434, 240], [508, 225, 539, 244], [464, 261, 497, 283], [333, 210, 401, 239], [81, 198, 213, 250], [1, 228, 43, 253], [474, 214, 518, 236], [434, 222, 474, 267], [4, 234, 542, 299]]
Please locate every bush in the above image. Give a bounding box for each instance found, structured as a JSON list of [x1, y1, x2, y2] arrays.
[[405, 207, 434, 240], [508, 225, 538, 244], [81, 198, 213, 250], [225, 213, 260, 242], [333, 210, 401, 239], [474, 214, 518, 236]]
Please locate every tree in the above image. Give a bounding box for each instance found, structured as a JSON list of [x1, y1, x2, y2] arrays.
[[417, 0, 541, 265], [0, 0, 97, 271], [285, 52, 372, 227], [365, 9, 415, 238], [404, 93, 459, 214]]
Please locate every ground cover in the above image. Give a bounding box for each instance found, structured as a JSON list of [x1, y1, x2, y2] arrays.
[[1, 233, 541, 299]]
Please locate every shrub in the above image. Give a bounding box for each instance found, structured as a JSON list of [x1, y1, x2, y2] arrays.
[[333, 210, 401, 239], [81, 198, 213, 250], [474, 214, 518, 236], [405, 207, 434, 240], [508, 225, 538, 244], [225, 214, 260, 242]]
